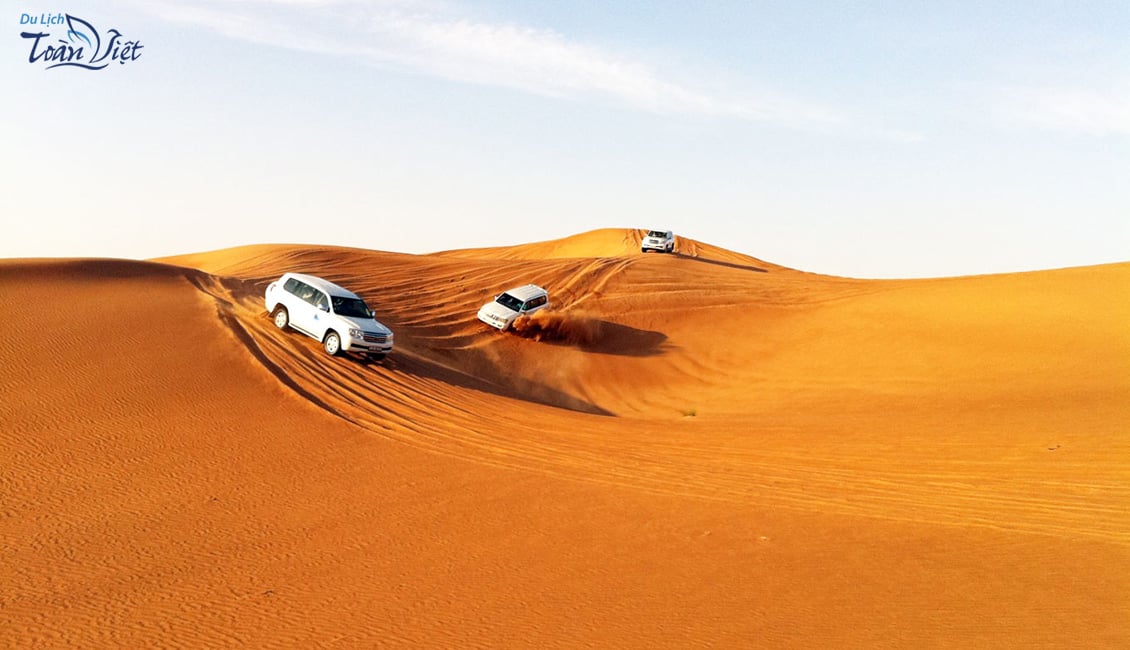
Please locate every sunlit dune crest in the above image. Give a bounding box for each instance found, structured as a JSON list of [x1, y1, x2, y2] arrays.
[[4, 229, 1128, 647]]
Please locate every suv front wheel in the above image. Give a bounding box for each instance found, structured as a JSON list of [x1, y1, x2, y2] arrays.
[[272, 307, 289, 329], [323, 331, 342, 356]]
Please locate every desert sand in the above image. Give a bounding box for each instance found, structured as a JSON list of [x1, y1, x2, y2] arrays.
[[3, 228, 1127, 648]]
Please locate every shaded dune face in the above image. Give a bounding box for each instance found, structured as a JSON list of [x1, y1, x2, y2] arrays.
[[4, 229, 1129, 647]]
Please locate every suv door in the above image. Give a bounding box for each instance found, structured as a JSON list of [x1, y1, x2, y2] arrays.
[[307, 289, 331, 337], [285, 281, 320, 335]]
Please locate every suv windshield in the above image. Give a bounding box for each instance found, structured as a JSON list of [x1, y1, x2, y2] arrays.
[[332, 296, 372, 318], [647, 230, 666, 237], [495, 293, 524, 312]]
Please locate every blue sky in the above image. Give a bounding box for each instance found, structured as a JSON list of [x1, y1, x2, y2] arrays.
[[2, 0, 1126, 278]]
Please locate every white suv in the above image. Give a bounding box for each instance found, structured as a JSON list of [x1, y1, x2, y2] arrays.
[[265, 272, 394, 359], [477, 284, 549, 331], [641, 229, 675, 253]]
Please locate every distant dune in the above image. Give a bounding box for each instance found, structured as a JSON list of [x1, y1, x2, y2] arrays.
[[4, 229, 1128, 647]]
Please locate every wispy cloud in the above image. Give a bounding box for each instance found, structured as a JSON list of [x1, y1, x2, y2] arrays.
[[135, 0, 840, 127], [999, 86, 1130, 136]]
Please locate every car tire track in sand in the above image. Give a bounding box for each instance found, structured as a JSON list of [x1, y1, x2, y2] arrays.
[[183, 266, 1130, 546]]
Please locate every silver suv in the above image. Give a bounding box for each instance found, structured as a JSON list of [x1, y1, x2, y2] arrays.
[[265, 272, 394, 359], [477, 284, 549, 331], [641, 229, 675, 253]]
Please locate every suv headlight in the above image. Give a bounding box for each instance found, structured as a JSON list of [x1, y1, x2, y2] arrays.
[[349, 328, 364, 339]]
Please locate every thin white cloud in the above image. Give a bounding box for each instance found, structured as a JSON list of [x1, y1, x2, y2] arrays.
[[1000, 86, 1130, 136], [134, 0, 840, 127]]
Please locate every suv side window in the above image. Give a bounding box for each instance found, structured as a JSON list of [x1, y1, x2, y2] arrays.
[[289, 280, 317, 304], [298, 287, 326, 309], [284, 277, 301, 294], [313, 291, 329, 311], [526, 295, 546, 310]]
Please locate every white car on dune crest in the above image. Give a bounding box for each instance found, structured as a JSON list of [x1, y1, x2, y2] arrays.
[[477, 284, 549, 331], [641, 229, 675, 253], [265, 272, 394, 359]]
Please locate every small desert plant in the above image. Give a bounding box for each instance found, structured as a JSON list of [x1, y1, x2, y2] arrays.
[[681, 407, 697, 417]]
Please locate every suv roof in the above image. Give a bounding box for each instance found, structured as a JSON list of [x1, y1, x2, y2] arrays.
[[283, 272, 359, 299], [502, 284, 548, 301]]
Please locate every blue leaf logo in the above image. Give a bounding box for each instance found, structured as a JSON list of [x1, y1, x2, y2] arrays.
[[65, 14, 99, 52]]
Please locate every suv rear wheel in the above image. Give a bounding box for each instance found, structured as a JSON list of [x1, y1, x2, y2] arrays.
[[272, 307, 289, 329]]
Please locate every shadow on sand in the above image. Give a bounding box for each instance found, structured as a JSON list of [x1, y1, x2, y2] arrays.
[[389, 350, 614, 416], [669, 251, 768, 273]]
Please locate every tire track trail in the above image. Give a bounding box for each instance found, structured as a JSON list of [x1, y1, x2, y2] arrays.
[[189, 264, 1130, 546]]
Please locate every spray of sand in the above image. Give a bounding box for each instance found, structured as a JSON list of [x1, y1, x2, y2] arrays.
[[511, 310, 603, 346]]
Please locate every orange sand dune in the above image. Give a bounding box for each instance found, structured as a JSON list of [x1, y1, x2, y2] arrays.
[[434, 227, 792, 271], [4, 230, 1128, 648]]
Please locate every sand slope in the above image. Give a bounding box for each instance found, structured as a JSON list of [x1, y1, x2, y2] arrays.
[[3, 230, 1128, 648]]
